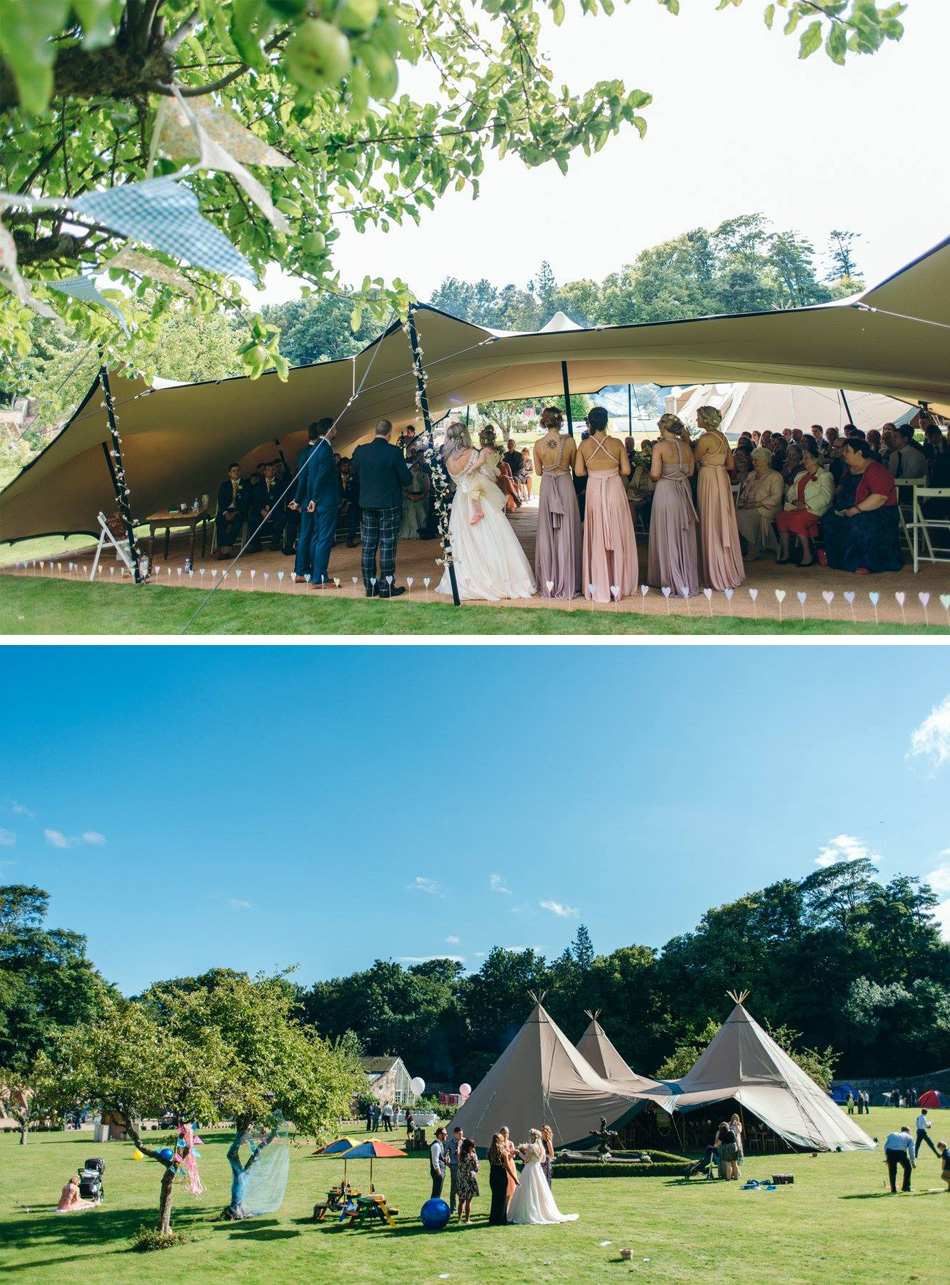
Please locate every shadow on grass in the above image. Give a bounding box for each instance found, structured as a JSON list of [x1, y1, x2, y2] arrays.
[[0, 1203, 211, 1271]]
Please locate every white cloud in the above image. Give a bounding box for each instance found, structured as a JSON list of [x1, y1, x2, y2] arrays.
[[445, 935, 460, 944], [908, 695, 950, 769], [490, 873, 511, 895], [399, 954, 465, 964], [82, 831, 106, 845], [228, 898, 252, 910], [540, 898, 578, 918], [0, 829, 15, 847], [934, 901, 950, 942], [406, 876, 445, 898], [925, 863, 950, 895], [44, 829, 72, 849], [11, 802, 35, 817], [814, 834, 879, 869], [473, 951, 485, 958]]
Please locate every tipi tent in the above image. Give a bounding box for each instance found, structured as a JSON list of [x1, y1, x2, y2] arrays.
[[575, 1012, 660, 1094], [665, 382, 912, 439], [648, 994, 874, 1152], [450, 998, 641, 1151]]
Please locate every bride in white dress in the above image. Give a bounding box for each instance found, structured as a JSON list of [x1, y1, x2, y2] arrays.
[[506, 1130, 578, 1225], [436, 424, 536, 601]]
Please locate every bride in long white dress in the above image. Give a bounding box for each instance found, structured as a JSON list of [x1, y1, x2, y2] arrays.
[[436, 424, 536, 601], [506, 1130, 578, 1225]]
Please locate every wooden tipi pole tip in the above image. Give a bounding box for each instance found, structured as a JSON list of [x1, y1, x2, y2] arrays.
[[726, 989, 750, 1005]]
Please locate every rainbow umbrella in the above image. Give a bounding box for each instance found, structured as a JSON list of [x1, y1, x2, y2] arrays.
[[312, 1136, 361, 1182], [338, 1139, 407, 1192]]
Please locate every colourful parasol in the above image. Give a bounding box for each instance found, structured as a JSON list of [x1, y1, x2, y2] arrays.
[[337, 1139, 407, 1192]]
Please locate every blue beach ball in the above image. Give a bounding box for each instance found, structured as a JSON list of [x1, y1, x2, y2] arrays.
[[157, 1147, 174, 1161], [420, 1198, 451, 1230]]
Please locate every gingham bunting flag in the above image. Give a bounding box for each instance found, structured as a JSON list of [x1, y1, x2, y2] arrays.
[[47, 275, 130, 334], [71, 177, 255, 281]]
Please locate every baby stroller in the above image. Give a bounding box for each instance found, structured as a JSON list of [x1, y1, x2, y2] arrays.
[[78, 1158, 105, 1203], [683, 1146, 719, 1180]]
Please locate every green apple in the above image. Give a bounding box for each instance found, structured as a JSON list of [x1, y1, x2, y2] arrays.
[[286, 19, 353, 91], [338, 0, 380, 32], [359, 43, 398, 100], [302, 230, 327, 255]]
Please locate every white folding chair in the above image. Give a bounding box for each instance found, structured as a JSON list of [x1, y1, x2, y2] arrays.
[[895, 477, 927, 555], [88, 512, 135, 580], [906, 486, 950, 574]]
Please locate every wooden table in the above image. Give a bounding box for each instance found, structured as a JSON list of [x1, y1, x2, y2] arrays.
[[146, 507, 211, 565]]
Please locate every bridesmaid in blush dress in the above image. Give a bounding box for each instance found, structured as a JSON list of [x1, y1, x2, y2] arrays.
[[647, 413, 699, 597], [693, 405, 745, 590], [574, 406, 637, 603], [533, 405, 581, 599]]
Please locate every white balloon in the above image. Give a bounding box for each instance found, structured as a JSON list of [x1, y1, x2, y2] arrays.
[[458, 1082, 472, 1097], [410, 1076, 426, 1095]]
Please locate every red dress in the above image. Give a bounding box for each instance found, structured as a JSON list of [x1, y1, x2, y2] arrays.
[[776, 472, 821, 538]]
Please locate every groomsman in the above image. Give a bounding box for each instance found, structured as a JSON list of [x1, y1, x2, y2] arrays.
[[351, 419, 413, 597], [291, 418, 338, 586]]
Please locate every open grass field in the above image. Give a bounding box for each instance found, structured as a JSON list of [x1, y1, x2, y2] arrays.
[[1, 1111, 947, 1284], [3, 578, 944, 636]]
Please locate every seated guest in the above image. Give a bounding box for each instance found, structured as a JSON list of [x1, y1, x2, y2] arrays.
[[825, 425, 839, 449], [520, 446, 534, 501], [888, 425, 928, 479], [866, 429, 884, 463], [923, 422, 948, 464], [504, 437, 526, 494], [733, 442, 753, 485], [829, 434, 849, 488], [398, 457, 429, 539], [781, 443, 802, 487], [216, 463, 247, 558], [821, 437, 901, 573], [791, 428, 804, 446], [782, 428, 792, 442], [751, 430, 762, 447], [810, 424, 824, 450], [775, 441, 833, 567], [843, 423, 859, 438], [58, 1173, 98, 1212], [248, 461, 286, 551], [736, 447, 783, 560]]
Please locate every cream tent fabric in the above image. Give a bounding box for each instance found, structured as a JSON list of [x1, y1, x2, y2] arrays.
[[450, 1000, 641, 1151], [666, 383, 912, 438], [575, 1013, 660, 1093], [3, 235, 949, 543], [648, 1003, 875, 1152]]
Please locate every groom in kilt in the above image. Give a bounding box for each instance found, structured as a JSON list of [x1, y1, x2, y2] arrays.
[[351, 419, 413, 598]]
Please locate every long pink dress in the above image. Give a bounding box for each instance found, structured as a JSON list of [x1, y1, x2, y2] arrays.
[[581, 436, 638, 603], [697, 441, 745, 590], [536, 437, 581, 599], [647, 439, 699, 597]]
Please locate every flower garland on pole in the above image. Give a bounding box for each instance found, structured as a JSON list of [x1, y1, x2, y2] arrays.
[[404, 305, 460, 607], [100, 364, 143, 584]]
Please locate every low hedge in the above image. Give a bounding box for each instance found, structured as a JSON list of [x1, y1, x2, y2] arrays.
[[607, 1149, 686, 1165], [553, 1162, 685, 1179]]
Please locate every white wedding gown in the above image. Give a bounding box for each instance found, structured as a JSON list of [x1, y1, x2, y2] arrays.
[[436, 450, 536, 601], [506, 1143, 578, 1225]]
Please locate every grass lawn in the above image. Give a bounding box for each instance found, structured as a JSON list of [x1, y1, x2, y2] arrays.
[[1, 1111, 947, 1283], [3, 577, 943, 636]]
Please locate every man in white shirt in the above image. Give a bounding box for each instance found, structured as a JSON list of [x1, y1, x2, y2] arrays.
[[916, 1108, 938, 1157], [430, 1127, 447, 1199], [888, 426, 928, 479], [884, 1126, 916, 1193]]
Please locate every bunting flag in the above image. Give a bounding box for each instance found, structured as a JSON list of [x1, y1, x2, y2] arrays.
[[150, 95, 292, 232], [102, 245, 197, 297], [71, 177, 256, 281], [0, 217, 59, 320], [47, 275, 130, 335]]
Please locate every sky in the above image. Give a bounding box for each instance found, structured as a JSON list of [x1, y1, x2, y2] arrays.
[[2, 646, 949, 996], [245, 0, 950, 311]]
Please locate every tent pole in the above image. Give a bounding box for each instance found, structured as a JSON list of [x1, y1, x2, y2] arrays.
[[561, 361, 574, 437], [627, 384, 633, 438], [407, 305, 460, 607], [100, 365, 142, 584], [839, 389, 857, 427]]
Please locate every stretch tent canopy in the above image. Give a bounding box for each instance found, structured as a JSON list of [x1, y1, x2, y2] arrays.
[[666, 382, 914, 437], [643, 1000, 875, 1153], [2, 234, 949, 544], [449, 999, 644, 1152]]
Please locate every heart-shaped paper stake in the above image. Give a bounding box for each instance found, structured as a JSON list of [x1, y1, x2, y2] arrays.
[[545, 580, 554, 593], [662, 586, 672, 597], [277, 570, 284, 581], [304, 573, 311, 583], [423, 577, 431, 588], [703, 587, 713, 600], [386, 575, 394, 586], [407, 577, 414, 588], [941, 594, 950, 609], [262, 572, 269, 581], [843, 590, 855, 604], [334, 577, 341, 587], [895, 591, 905, 606], [797, 591, 807, 603], [822, 590, 834, 604], [212, 569, 218, 579], [748, 587, 758, 600], [640, 584, 649, 597], [235, 568, 242, 579], [352, 576, 359, 586], [918, 592, 930, 606], [370, 577, 377, 586], [724, 587, 734, 601], [775, 589, 786, 602], [250, 569, 256, 579], [588, 583, 597, 596], [869, 591, 880, 605], [610, 585, 620, 600]]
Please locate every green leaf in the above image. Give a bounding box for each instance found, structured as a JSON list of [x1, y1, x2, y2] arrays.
[[798, 19, 823, 59], [71, 0, 115, 48], [763, 4, 775, 31], [0, 0, 70, 114]]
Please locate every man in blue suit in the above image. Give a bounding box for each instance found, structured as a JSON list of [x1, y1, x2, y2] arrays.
[[291, 418, 338, 586]]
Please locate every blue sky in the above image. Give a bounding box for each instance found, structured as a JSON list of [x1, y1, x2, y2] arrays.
[[2, 646, 948, 995]]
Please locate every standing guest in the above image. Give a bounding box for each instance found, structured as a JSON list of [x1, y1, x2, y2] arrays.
[[365, 1102, 374, 1132], [716, 1120, 740, 1181], [398, 457, 429, 539], [693, 405, 745, 591], [821, 438, 902, 573], [888, 425, 928, 479], [533, 406, 581, 600], [775, 440, 833, 567], [916, 1108, 939, 1157], [863, 1090, 871, 1116], [381, 1101, 393, 1132], [405, 1107, 414, 1143], [883, 1126, 916, 1194], [351, 419, 414, 598], [372, 1102, 381, 1131], [938, 1141, 950, 1192], [846, 1091, 855, 1115], [343, 456, 362, 548], [488, 1131, 513, 1225], [923, 423, 948, 464], [730, 1113, 744, 1164], [456, 1137, 480, 1224], [648, 413, 699, 598], [520, 446, 534, 502], [501, 1126, 519, 1205], [574, 405, 637, 602], [290, 418, 337, 585], [215, 463, 248, 558], [541, 1124, 555, 1186], [735, 447, 783, 560], [446, 1125, 464, 1213], [430, 1127, 447, 1199]]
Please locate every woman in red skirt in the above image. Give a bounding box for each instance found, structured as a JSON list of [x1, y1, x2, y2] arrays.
[[776, 440, 834, 566]]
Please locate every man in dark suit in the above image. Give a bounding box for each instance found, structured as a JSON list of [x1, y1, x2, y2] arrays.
[[215, 463, 247, 558], [351, 419, 413, 597], [291, 418, 338, 586], [247, 461, 286, 552]]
